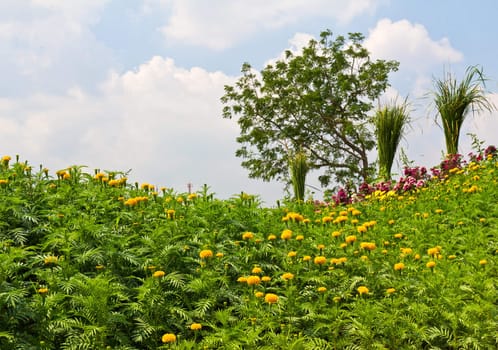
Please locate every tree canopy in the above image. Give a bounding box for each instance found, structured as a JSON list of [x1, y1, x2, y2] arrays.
[[221, 30, 399, 188]]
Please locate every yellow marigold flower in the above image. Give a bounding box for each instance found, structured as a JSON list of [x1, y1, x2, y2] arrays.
[[426, 261, 436, 269], [281, 229, 292, 240], [295, 235, 304, 241], [314, 256, 327, 265], [388, 219, 395, 225], [190, 323, 202, 331], [254, 291, 264, 298], [333, 296, 341, 303], [302, 255, 311, 262], [317, 286, 327, 293], [334, 215, 348, 224], [237, 276, 247, 283], [199, 250, 213, 259], [317, 244, 325, 250], [37, 287, 49, 294], [287, 251, 297, 258], [331, 231, 341, 238], [251, 266, 262, 274], [302, 218, 311, 224], [0, 179, 8, 185], [394, 233, 403, 239], [267, 234, 277, 240], [360, 255, 369, 261], [351, 219, 359, 225], [95, 264, 105, 270], [339, 210, 348, 216], [161, 333, 176, 343], [261, 276, 271, 282], [479, 218, 486, 223], [242, 231, 254, 240], [448, 255, 456, 260], [365, 220, 377, 227], [357, 286, 369, 295], [422, 212, 429, 218], [281, 272, 294, 281], [246, 275, 261, 286], [394, 262, 405, 271], [322, 216, 334, 223], [62, 172, 71, 180], [265, 293, 279, 304], [124, 198, 138, 206], [357, 225, 367, 234], [414, 254, 421, 260], [1, 155, 11, 162], [360, 242, 376, 251], [153, 270, 165, 278], [44, 255, 58, 265], [345, 235, 357, 244], [340, 243, 347, 249], [352, 209, 361, 216], [427, 247, 440, 256], [176, 196, 184, 203], [400, 248, 413, 255], [435, 209, 443, 214], [386, 288, 396, 295], [187, 193, 198, 200], [479, 259, 487, 266], [166, 209, 175, 219]]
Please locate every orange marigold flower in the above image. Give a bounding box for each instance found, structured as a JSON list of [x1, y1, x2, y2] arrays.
[[281, 272, 294, 281], [360, 242, 376, 251], [190, 323, 202, 331], [153, 270, 165, 278], [357, 286, 369, 295], [254, 291, 264, 298], [251, 267, 262, 274], [199, 250, 213, 259], [426, 261, 436, 268], [357, 225, 367, 234], [394, 262, 405, 271], [242, 231, 254, 240], [246, 275, 261, 286], [345, 235, 357, 244], [161, 333, 176, 343], [37, 288, 49, 294], [281, 229, 292, 240], [264, 293, 279, 304]]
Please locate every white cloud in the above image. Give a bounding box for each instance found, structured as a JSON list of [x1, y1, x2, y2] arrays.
[[158, 0, 384, 50], [0, 55, 284, 202], [365, 19, 463, 74]]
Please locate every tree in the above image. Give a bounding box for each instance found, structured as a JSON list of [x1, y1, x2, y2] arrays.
[[221, 30, 399, 189], [374, 99, 410, 180], [432, 65, 495, 156]]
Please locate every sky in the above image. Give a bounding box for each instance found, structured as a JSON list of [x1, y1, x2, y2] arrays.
[[1, 0, 497, 205]]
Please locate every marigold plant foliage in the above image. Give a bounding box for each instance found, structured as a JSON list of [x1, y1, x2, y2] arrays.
[[0, 152, 496, 349]]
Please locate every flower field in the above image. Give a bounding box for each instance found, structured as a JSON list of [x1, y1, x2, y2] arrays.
[[0, 154, 497, 349]]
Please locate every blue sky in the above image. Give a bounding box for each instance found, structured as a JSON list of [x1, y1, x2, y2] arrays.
[[1, 0, 497, 204]]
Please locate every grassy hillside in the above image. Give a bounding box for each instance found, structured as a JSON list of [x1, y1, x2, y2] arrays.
[[0, 154, 497, 349]]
